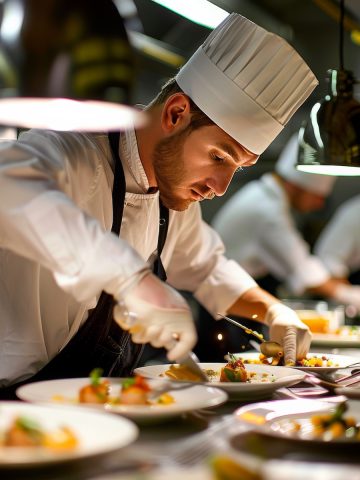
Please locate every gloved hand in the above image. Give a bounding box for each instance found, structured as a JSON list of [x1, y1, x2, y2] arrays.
[[113, 271, 197, 361], [264, 303, 312, 366], [333, 284, 360, 312]]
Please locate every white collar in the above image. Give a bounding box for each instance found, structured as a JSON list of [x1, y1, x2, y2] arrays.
[[120, 127, 150, 194]]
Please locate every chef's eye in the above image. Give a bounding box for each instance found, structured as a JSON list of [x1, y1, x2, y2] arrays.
[[211, 153, 225, 163]]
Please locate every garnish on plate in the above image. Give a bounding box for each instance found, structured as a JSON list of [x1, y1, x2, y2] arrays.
[[1, 415, 78, 450], [220, 354, 247, 382], [78, 368, 110, 404]]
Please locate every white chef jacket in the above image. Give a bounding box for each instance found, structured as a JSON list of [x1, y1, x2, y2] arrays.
[[212, 173, 330, 295], [0, 128, 256, 386], [315, 194, 360, 278]]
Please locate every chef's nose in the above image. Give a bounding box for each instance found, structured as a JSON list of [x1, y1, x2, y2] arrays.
[[207, 170, 235, 197]]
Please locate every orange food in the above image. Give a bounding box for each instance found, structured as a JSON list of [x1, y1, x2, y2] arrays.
[[119, 376, 151, 405], [79, 368, 110, 404], [2, 416, 78, 451], [220, 355, 247, 382]]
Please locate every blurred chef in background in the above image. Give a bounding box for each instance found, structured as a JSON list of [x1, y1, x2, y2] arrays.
[[213, 133, 360, 307], [315, 194, 360, 313], [0, 13, 317, 397]]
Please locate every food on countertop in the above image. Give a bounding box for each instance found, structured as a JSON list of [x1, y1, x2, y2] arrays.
[[329, 325, 360, 337], [0, 415, 78, 450]]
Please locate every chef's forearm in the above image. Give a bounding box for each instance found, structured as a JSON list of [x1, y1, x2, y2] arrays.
[[226, 286, 279, 323]]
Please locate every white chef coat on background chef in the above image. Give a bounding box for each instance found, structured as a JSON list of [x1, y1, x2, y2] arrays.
[[315, 194, 360, 279], [0, 128, 256, 386], [212, 173, 330, 295]]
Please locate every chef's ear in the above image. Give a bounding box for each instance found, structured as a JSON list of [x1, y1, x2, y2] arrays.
[[161, 93, 191, 132]]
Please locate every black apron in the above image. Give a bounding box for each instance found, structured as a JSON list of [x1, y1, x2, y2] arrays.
[[0, 131, 169, 399]]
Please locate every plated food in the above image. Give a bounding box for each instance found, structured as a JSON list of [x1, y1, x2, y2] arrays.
[[17, 376, 227, 424], [286, 402, 360, 441], [0, 414, 78, 451], [75, 369, 174, 406], [135, 363, 305, 401], [311, 325, 360, 348], [0, 402, 138, 467], [228, 351, 359, 373], [235, 398, 360, 446]]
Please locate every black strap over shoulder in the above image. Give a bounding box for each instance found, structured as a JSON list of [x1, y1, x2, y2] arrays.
[[108, 131, 126, 235], [153, 199, 169, 281]]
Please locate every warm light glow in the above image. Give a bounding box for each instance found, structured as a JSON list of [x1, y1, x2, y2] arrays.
[[150, 0, 228, 29], [251, 314, 258, 319], [217, 333, 223, 341], [0, 98, 147, 131], [296, 164, 360, 176]]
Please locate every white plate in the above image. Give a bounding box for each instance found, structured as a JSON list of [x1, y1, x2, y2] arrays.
[[230, 351, 360, 373], [134, 363, 305, 401], [234, 398, 360, 446], [0, 401, 138, 468], [17, 378, 228, 423], [311, 326, 360, 348]]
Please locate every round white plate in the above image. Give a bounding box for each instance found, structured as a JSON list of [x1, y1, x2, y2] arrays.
[[234, 398, 360, 446], [230, 351, 360, 373], [311, 326, 360, 348], [17, 378, 228, 423], [0, 401, 138, 468], [134, 363, 305, 401]]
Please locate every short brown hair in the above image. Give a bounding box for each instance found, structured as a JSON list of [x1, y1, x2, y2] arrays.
[[148, 77, 215, 131]]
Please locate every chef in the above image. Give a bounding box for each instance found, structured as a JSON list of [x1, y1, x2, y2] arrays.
[[0, 13, 317, 396], [315, 194, 360, 310]]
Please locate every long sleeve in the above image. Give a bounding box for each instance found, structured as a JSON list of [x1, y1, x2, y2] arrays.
[[0, 129, 145, 302]]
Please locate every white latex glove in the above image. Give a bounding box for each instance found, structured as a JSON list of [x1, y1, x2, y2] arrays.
[[333, 284, 360, 312], [264, 303, 312, 366], [113, 272, 197, 361]]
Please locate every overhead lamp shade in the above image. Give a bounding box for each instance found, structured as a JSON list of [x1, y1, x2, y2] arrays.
[[297, 69, 360, 176], [0, 0, 146, 131]]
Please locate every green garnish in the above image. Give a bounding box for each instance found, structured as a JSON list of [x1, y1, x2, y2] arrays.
[[223, 367, 236, 382], [16, 416, 42, 432], [89, 368, 103, 386], [121, 378, 136, 390], [228, 353, 239, 364], [15, 416, 44, 443]]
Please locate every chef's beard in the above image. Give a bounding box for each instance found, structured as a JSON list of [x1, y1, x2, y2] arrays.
[[152, 127, 194, 211]]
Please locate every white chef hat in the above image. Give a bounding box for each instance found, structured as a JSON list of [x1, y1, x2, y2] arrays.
[[176, 13, 318, 155], [275, 134, 335, 195]]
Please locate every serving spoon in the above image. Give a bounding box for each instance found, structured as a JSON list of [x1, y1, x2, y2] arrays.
[[217, 313, 284, 360]]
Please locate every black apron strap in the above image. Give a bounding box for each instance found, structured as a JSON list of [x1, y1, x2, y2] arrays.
[[108, 131, 126, 235], [153, 199, 169, 281]]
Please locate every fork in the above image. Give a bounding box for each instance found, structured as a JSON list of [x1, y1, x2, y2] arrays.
[[282, 369, 360, 400], [150, 416, 234, 467], [170, 416, 235, 466]]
